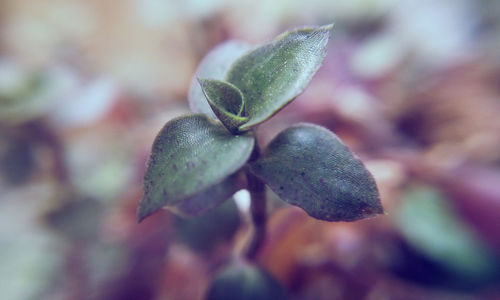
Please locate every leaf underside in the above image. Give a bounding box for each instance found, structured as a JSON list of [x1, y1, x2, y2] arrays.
[[227, 24, 333, 131], [188, 41, 251, 118], [138, 114, 254, 222], [169, 172, 246, 217], [250, 123, 383, 222]]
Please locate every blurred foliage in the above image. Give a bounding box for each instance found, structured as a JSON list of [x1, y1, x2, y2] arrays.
[[45, 194, 104, 242], [206, 261, 287, 300], [0, 134, 36, 185], [0, 69, 60, 125], [395, 185, 499, 290], [173, 199, 241, 254], [1, 0, 500, 299]]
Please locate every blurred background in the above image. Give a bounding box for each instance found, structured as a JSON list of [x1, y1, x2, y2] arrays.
[[1, 0, 500, 299]]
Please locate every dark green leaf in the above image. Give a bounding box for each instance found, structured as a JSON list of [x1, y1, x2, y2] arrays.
[[206, 261, 287, 300], [227, 24, 332, 130], [188, 41, 251, 118], [138, 114, 254, 222], [250, 123, 382, 222], [169, 172, 245, 217], [198, 78, 248, 134], [173, 199, 242, 254]]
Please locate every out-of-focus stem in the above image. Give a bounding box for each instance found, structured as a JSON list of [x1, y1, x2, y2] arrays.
[[244, 143, 267, 260]]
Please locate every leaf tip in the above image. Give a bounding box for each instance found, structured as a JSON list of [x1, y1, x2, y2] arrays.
[[361, 197, 385, 220], [136, 204, 147, 223], [137, 208, 146, 224], [137, 196, 157, 223], [314, 23, 334, 42], [197, 77, 208, 87], [320, 23, 334, 32]]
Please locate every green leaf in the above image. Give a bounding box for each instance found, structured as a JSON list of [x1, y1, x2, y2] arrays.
[[169, 172, 245, 217], [249, 123, 382, 222], [188, 41, 251, 118], [173, 198, 242, 254], [396, 185, 497, 278], [206, 261, 288, 300], [198, 78, 249, 134], [227, 24, 333, 130], [138, 114, 254, 222]]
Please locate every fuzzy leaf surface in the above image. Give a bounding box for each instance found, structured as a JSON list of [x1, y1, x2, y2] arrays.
[[199, 78, 248, 134], [250, 123, 382, 222], [138, 114, 254, 221], [227, 24, 332, 130], [188, 41, 250, 118]]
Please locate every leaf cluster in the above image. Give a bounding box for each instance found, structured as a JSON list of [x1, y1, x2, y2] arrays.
[[138, 24, 382, 222]]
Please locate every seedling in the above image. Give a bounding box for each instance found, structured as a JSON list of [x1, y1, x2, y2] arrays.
[[138, 24, 382, 270]]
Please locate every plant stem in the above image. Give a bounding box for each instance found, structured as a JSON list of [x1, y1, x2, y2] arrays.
[[244, 143, 267, 260]]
